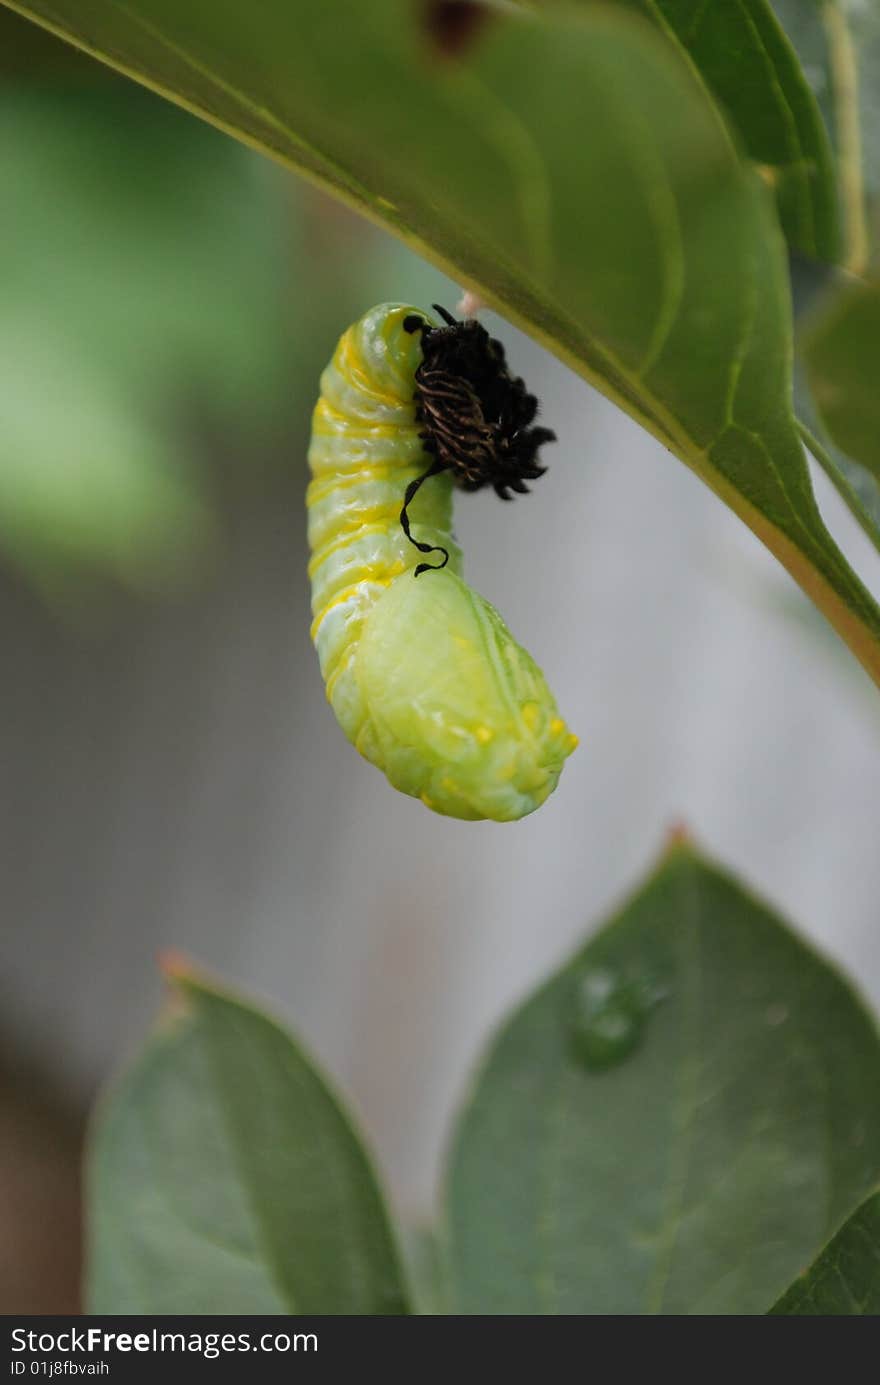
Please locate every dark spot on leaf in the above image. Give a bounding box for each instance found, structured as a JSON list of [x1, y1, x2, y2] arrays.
[[423, 1, 492, 59]]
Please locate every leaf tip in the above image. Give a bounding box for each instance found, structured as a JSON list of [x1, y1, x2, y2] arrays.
[[157, 949, 217, 998], [662, 818, 696, 857], [157, 947, 194, 980], [157, 951, 241, 1010]]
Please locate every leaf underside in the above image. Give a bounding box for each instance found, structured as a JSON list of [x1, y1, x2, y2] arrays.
[[806, 279, 880, 481], [559, 0, 840, 262]]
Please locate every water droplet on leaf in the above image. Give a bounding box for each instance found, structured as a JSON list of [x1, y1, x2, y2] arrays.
[[571, 966, 647, 1071]]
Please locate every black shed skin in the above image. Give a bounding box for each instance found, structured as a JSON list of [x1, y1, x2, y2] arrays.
[[403, 306, 555, 500], [398, 305, 555, 574]]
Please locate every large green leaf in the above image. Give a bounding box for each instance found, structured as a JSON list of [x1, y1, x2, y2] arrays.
[[444, 843, 880, 1314], [796, 381, 880, 563], [87, 967, 410, 1314], [3, 1, 880, 682], [772, 0, 879, 272], [805, 278, 880, 479], [770, 1191, 880, 1315]]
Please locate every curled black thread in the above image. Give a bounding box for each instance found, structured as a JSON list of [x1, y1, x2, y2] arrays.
[[399, 458, 450, 576]]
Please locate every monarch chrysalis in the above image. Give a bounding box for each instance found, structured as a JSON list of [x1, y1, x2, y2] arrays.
[[306, 302, 577, 822]]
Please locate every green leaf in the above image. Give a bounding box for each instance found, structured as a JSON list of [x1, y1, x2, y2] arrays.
[[805, 279, 880, 480], [562, 0, 840, 261], [0, 3, 101, 77], [796, 372, 880, 562], [771, 0, 879, 272], [789, 258, 880, 558], [770, 1192, 880, 1315], [444, 842, 880, 1315], [797, 275, 880, 562], [87, 967, 410, 1314], [4, 0, 880, 683]]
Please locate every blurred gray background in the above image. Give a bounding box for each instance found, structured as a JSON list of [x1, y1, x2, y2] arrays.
[[1, 14, 878, 1310]]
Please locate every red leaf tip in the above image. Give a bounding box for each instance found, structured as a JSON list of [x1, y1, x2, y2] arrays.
[[663, 818, 694, 852], [158, 948, 198, 982]]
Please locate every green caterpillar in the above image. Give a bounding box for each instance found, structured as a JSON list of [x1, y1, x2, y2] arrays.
[[306, 302, 577, 822]]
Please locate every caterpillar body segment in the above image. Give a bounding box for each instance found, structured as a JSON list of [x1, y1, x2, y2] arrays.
[[306, 302, 576, 822], [356, 570, 577, 820]]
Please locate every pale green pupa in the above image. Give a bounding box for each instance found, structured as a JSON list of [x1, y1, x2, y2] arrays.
[[306, 302, 577, 821]]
